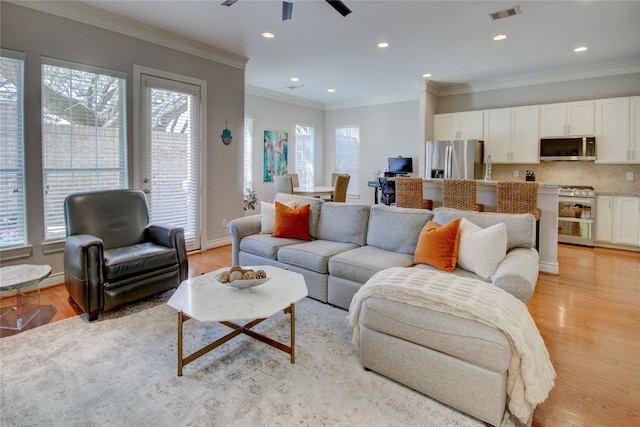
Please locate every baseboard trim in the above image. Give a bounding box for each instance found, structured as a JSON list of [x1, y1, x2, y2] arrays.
[[539, 261, 559, 275]]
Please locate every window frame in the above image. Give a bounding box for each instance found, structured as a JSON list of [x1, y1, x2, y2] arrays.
[[334, 125, 360, 197]]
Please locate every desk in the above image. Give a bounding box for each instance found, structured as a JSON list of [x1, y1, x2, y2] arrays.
[[0, 264, 51, 330], [293, 186, 334, 197]]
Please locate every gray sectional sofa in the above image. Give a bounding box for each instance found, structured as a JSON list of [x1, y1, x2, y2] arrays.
[[227, 192, 540, 426], [227, 192, 539, 309]]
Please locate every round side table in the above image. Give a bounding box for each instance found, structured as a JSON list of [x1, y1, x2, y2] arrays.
[[0, 264, 51, 330]]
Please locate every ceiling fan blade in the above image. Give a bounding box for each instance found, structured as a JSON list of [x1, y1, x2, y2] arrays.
[[221, 0, 238, 6], [325, 0, 351, 17], [282, 1, 293, 21]]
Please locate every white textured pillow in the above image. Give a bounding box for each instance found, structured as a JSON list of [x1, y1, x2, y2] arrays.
[[457, 218, 507, 280], [260, 201, 296, 234]]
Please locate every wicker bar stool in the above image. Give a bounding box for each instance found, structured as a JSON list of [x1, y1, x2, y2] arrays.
[[395, 177, 433, 210], [497, 181, 541, 249], [442, 179, 483, 211]]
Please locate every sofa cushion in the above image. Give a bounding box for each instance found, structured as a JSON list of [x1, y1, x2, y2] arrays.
[[457, 218, 507, 280], [361, 297, 512, 373], [433, 207, 535, 250], [260, 200, 296, 234], [104, 242, 177, 281], [278, 240, 359, 274], [414, 219, 461, 272], [239, 234, 304, 260], [317, 203, 370, 246], [329, 245, 415, 284], [366, 205, 433, 255], [275, 193, 324, 239], [272, 202, 312, 240]]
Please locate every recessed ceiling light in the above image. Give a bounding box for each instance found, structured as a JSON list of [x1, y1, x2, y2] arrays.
[[261, 32, 275, 39], [327, 88, 336, 93], [377, 42, 390, 49], [574, 46, 588, 53], [493, 34, 507, 41], [290, 77, 300, 82], [422, 73, 432, 78]]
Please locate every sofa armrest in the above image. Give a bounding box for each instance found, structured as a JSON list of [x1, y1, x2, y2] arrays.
[[147, 225, 188, 281], [227, 215, 262, 266], [491, 247, 539, 302], [64, 234, 104, 319]]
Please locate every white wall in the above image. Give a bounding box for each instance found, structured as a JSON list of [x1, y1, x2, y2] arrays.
[[0, 3, 245, 277], [244, 94, 325, 208], [325, 100, 420, 204]]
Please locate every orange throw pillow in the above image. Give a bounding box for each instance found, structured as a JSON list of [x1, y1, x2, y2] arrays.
[[272, 201, 312, 240], [414, 219, 461, 272]]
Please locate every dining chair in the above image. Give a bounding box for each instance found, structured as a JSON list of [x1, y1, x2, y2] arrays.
[[285, 173, 300, 187], [497, 181, 541, 249], [332, 174, 350, 202], [274, 175, 294, 194], [395, 177, 433, 210], [324, 173, 349, 201], [442, 179, 484, 211]]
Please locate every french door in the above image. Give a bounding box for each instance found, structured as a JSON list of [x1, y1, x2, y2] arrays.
[[139, 73, 202, 251]]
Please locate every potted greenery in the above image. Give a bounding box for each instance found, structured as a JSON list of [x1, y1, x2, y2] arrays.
[[243, 188, 258, 211]]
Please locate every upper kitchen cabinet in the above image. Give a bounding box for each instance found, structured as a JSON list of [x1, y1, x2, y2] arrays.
[[484, 106, 539, 163], [594, 97, 636, 164], [433, 111, 484, 140], [539, 101, 594, 137]]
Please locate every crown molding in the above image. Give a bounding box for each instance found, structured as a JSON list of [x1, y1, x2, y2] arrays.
[[7, 0, 248, 70], [245, 85, 326, 110], [324, 92, 419, 111], [431, 61, 640, 97]]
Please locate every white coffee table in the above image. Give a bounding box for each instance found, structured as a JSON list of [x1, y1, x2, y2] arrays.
[[167, 265, 308, 376]]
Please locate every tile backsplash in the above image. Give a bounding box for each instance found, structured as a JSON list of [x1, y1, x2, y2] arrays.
[[491, 163, 640, 194]]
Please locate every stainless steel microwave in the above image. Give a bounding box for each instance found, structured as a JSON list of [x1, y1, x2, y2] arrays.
[[540, 137, 596, 161]]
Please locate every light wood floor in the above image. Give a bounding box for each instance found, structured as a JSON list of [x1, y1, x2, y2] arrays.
[[1, 244, 638, 426]]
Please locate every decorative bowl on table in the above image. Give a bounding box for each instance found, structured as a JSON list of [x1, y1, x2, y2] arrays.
[[216, 267, 270, 289]]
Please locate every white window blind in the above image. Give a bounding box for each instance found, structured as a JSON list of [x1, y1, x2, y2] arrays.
[[335, 125, 360, 196], [0, 51, 26, 248], [295, 124, 315, 187], [244, 115, 253, 190], [42, 58, 127, 241]]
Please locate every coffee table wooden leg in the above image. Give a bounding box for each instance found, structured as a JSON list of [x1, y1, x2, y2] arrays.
[[290, 303, 295, 364], [177, 311, 184, 376]]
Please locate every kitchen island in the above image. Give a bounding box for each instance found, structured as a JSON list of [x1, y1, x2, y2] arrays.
[[423, 179, 560, 274]]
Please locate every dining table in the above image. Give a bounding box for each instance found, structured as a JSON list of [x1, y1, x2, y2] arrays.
[[293, 186, 334, 197]]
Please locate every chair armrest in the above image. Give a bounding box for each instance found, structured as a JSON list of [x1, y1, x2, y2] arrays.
[[64, 234, 104, 318], [147, 225, 188, 281], [491, 247, 539, 302], [227, 215, 262, 266]]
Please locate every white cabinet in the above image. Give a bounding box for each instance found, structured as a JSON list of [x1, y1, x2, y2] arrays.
[[596, 194, 640, 246], [631, 96, 640, 162], [539, 101, 594, 137], [434, 111, 484, 140], [595, 97, 637, 164], [484, 106, 539, 163]]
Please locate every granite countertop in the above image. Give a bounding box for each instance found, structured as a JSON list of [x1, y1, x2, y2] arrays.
[[423, 178, 561, 188], [596, 191, 640, 197]]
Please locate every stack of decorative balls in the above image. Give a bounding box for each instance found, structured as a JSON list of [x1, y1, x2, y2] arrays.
[[218, 266, 267, 283]]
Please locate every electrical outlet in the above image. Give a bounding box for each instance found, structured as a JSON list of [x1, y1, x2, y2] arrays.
[[513, 170, 519, 177], [222, 218, 228, 227], [626, 172, 634, 181]]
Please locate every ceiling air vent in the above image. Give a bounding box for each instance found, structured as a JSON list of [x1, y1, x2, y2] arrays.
[[489, 5, 521, 21], [286, 85, 304, 90]]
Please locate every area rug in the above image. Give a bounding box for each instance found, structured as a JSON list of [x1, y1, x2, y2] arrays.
[[1, 294, 490, 426]]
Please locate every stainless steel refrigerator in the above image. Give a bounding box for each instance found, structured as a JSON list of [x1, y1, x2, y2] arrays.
[[425, 140, 484, 179]]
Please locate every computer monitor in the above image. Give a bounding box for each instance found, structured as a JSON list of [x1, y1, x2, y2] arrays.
[[388, 157, 413, 175]]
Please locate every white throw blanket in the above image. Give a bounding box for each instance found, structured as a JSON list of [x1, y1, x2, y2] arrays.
[[347, 267, 556, 425]]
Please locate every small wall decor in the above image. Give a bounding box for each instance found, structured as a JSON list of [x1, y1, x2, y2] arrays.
[[221, 121, 232, 145], [263, 130, 288, 182]]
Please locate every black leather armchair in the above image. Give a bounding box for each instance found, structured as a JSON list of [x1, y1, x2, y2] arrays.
[[63, 189, 188, 320]]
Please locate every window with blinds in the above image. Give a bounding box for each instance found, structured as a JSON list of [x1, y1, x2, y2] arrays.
[[42, 58, 127, 241], [295, 124, 315, 187], [335, 125, 360, 196], [244, 116, 253, 190], [0, 51, 26, 248]]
